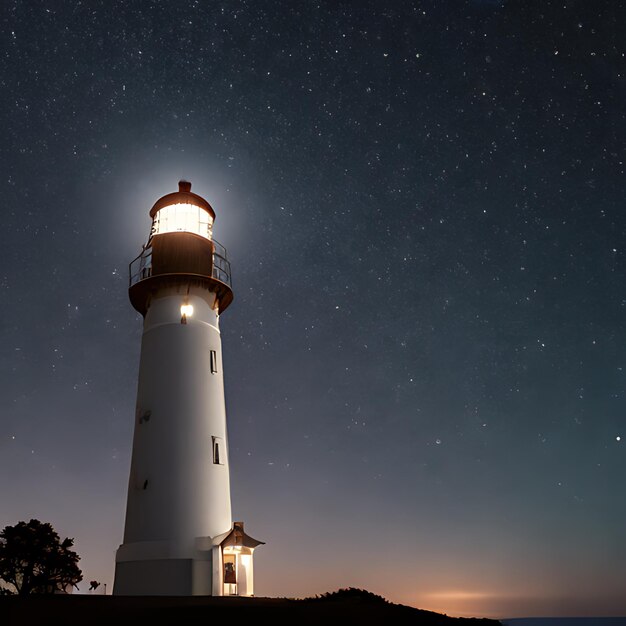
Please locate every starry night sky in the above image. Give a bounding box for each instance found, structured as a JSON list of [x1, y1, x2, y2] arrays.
[[1, 0, 625, 617]]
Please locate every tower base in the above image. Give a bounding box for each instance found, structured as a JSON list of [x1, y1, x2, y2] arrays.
[[113, 538, 214, 596], [113, 522, 262, 597], [114, 559, 194, 595]]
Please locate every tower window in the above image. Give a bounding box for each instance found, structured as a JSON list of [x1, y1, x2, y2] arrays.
[[210, 350, 218, 374], [138, 410, 151, 424], [212, 436, 224, 465]]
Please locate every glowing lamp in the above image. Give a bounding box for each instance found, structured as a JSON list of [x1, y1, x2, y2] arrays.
[[152, 202, 213, 239]]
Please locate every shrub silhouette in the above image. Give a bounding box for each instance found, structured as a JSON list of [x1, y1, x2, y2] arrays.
[[312, 588, 388, 604]]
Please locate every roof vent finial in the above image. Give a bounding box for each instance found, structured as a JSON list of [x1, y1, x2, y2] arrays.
[[179, 180, 192, 192]]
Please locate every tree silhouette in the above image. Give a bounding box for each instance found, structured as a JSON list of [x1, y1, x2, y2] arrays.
[[0, 519, 82, 595]]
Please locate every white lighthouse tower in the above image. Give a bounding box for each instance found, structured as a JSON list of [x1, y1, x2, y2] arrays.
[[114, 181, 263, 596]]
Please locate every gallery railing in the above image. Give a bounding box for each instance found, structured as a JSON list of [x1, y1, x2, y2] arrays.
[[129, 239, 232, 288]]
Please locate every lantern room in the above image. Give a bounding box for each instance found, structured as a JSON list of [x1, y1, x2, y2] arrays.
[[151, 203, 213, 239], [149, 180, 216, 240], [128, 181, 233, 316]]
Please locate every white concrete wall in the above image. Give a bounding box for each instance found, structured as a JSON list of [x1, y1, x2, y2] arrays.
[[211, 546, 223, 596], [116, 287, 232, 593], [238, 553, 253, 597]]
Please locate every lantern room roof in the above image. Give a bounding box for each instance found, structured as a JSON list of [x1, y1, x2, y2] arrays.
[[213, 521, 265, 549], [149, 180, 216, 220]]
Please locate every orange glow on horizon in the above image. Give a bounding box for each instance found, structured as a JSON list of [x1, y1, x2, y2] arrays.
[[405, 591, 506, 619]]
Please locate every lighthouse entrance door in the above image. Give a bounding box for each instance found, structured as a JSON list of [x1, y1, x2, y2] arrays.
[[223, 554, 237, 595]]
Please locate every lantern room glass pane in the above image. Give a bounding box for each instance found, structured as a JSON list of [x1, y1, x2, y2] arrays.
[[152, 203, 213, 239]]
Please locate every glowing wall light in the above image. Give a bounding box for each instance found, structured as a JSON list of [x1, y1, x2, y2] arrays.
[[181, 303, 194, 324]]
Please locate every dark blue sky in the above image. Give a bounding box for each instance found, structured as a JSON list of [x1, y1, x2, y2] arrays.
[[0, 0, 624, 617]]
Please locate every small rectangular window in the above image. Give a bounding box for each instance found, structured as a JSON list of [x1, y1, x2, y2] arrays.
[[210, 350, 218, 374], [212, 436, 224, 465]]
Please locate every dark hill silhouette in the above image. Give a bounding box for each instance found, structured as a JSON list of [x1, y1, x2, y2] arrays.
[[0, 587, 501, 626]]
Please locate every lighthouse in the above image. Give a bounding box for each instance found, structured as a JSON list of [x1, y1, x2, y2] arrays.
[[114, 181, 263, 596]]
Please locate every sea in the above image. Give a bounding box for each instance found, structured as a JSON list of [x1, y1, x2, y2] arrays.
[[504, 619, 626, 626]]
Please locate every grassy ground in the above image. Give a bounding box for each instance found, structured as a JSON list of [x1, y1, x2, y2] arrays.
[[0, 588, 503, 626]]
